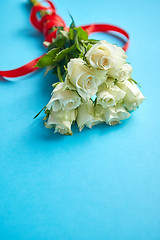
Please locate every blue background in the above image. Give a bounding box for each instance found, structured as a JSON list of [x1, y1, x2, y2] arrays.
[[0, 0, 160, 239]]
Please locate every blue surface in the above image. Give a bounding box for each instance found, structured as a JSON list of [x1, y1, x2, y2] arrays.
[[0, 0, 160, 239]]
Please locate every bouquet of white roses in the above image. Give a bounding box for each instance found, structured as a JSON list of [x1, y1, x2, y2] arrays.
[[0, 0, 145, 135], [34, 20, 145, 135]]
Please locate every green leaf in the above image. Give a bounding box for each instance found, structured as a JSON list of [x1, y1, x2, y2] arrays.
[[75, 27, 88, 41], [48, 31, 69, 50], [74, 34, 81, 52], [69, 14, 76, 29], [69, 27, 88, 45], [60, 30, 69, 39], [69, 28, 74, 40], [54, 44, 76, 62], [68, 49, 79, 59], [53, 34, 68, 48], [35, 48, 60, 68], [129, 78, 141, 88], [47, 42, 56, 51], [33, 106, 46, 119]]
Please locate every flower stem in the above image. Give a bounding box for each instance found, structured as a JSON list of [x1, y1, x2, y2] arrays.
[[57, 65, 63, 82]]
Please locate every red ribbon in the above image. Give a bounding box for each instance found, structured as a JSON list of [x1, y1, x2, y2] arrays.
[[0, 0, 129, 79]]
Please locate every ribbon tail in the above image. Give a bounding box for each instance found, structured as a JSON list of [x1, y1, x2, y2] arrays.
[[0, 55, 43, 78]]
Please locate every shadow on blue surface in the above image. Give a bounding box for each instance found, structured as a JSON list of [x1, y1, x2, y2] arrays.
[[29, 113, 132, 142]]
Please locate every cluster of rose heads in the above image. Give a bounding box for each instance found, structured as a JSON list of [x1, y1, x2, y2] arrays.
[[44, 40, 145, 135]]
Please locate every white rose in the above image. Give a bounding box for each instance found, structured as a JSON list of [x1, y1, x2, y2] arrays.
[[85, 40, 127, 70], [109, 63, 132, 81], [113, 45, 127, 67], [66, 58, 104, 100], [93, 68, 108, 86], [117, 63, 132, 81], [97, 83, 126, 108], [117, 80, 145, 111], [85, 40, 115, 70], [45, 108, 76, 135], [103, 104, 130, 125], [47, 82, 81, 111], [77, 100, 101, 131]]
